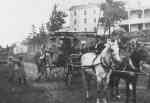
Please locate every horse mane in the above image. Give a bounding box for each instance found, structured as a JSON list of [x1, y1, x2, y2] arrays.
[[100, 45, 112, 57]]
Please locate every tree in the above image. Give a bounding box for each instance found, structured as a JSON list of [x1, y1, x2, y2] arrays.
[[38, 24, 47, 45], [31, 24, 37, 35], [100, 0, 128, 35], [26, 24, 47, 45], [26, 25, 38, 45], [46, 4, 67, 32]]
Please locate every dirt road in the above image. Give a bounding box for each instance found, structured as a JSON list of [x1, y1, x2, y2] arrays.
[[0, 64, 150, 103]]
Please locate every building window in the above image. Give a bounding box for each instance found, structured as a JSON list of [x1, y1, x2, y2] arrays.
[[93, 10, 96, 14], [84, 18, 87, 24], [138, 13, 142, 18], [144, 9, 150, 18], [145, 23, 150, 29], [94, 27, 97, 32], [84, 28, 87, 32], [84, 10, 87, 16], [138, 24, 142, 31], [74, 28, 76, 31], [74, 10, 76, 16], [94, 18, 96, 23], [74, 19, 77, 25]]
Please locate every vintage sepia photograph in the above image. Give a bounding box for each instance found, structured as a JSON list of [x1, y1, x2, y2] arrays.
[[1, 0, 150, 103]]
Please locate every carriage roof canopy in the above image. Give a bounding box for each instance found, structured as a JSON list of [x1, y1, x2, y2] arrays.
[[47, 32, 105, 48], [53, 32, 103, 38]]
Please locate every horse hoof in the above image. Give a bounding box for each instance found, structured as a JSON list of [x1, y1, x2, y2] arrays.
[[85, 96, 92, 100], [96, 98, 100, 103], [112, 95, 121, 101], [84, 96, 92, 103], [116, 95, 121, 100], [103, 98, 108, 103]]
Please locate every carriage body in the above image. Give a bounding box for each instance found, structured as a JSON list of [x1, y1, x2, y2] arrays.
[[37, 32, 105, 81], [62, 33, 105, 86]]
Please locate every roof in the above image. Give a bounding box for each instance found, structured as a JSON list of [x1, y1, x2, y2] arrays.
[[126, 6, 150, 11], [47, 32, 105, 40], [121, 30, 150, 40], [69, 3, 100, 11], [120, 18, 150, 25], [56, 26, 72, 32]]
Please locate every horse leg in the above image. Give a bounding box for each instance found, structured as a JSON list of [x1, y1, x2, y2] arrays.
[[96, 76, 106, 103], [104, 80, 111, 103], [109, 74, 116, 100], [65, 64, 73, 87], [81, 69, 89, 102], [96, 78, 110, 103], [37, 67, 42, 80], [96, 78, 101, 103], [46, 67, 50, 80], [126, 81, 130, 103], [39, 66, 44, 80], [131, 80, 137, 103], [114, 77, 121, 100], [37, 63, 41, 78], [108, 74, 114, 100], [105, 70, 113, 103]]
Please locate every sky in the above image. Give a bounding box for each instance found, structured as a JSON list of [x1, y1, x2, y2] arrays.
[[0, 0, 150, 47]]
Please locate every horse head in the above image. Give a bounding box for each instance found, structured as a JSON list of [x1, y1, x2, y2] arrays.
[[132, 47, 150, 72], [104, 39, 122, 63]]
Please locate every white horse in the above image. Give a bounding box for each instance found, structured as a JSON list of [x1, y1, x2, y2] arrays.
[[81, 39, 121, 103]]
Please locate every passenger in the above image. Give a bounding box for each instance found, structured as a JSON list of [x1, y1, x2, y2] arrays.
[[14, 56, 26, 85], [8, 56, 15, 82]]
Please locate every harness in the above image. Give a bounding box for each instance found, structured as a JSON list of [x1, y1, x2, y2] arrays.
[[129, 58, 136, 70], [91, 47, 113, 73], [114, 56, 139, 73], [100, 56, 112, 72]]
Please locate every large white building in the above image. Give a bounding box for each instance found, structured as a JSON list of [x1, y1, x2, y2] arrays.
[[69, 3, 150, 33], [69, 4, 103, 32], [120, 7, 150, 32]]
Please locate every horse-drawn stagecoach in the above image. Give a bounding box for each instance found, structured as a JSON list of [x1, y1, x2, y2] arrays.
[[37, 31, 150, 103], [64, 31, 150, 103], [64, 33, 105, 86], [38, 32, 104, 81]]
